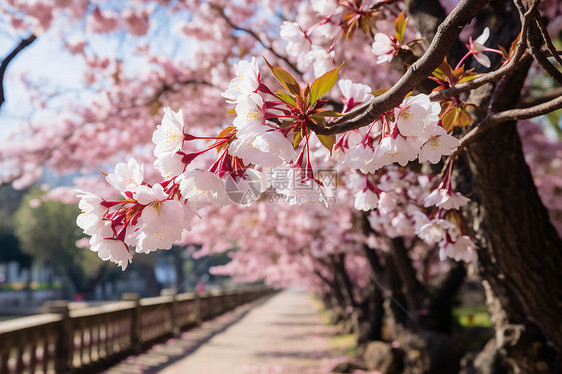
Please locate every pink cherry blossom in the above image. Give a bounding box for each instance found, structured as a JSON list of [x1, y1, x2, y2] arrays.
[[106, 158, 144, 193], [354, 188, 379, 211], [467, 27, 492, 68], [439, 235, 478, 263], [418, 126, 460, 164], [221, 58, 261, 104], [152, 107, 185, 158], [372, 33, 396, 64]]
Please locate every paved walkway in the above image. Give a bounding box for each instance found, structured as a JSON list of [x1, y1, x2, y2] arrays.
[[105, 290, 347, 374]]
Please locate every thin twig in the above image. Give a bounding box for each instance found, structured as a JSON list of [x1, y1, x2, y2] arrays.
[[535, 8, 562, 67], [526, 13, 562, 85], [213, 5, 301, 76], [0, 34, 37, 108]]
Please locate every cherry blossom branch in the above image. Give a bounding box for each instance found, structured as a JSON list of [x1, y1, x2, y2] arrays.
[[213, 5, 301, 75], [0, 34, 37, 109], [429, 53, 532, 101], [308, 0, 490, 135], [429, 0, 539, 102], [455, 94, 562, 152]]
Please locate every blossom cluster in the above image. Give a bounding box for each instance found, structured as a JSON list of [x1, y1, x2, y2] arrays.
[[338, 88, 460, 173], [75, 53, 479, 269], [351, 166, 476, 263]]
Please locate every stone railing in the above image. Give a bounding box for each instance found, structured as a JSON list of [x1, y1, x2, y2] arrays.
[[0, 286, 272, 373]]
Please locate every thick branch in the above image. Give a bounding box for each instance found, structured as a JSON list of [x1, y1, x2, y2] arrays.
[[487, 94, 562, 124], [0, 34, 37, 109], [457, 93, 562, 150], [308, 0, 489, 135], [405, 0, 465, 65]]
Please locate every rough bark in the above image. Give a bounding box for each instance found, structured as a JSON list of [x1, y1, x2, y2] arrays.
[[404, 0, 562, 371], [465, 106, 562, 373], [462, 3, 562, 371]]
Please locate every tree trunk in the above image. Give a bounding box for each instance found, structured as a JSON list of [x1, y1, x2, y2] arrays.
[[465, 116, 562, 372], [462, 32, 562, 374]]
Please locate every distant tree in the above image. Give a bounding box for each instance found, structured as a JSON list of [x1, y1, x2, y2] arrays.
[[13, 188, 106, 297], [0, 210, 32, 283]]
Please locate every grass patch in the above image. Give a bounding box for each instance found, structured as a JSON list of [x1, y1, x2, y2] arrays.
[[453, 305, 491, 328], [330, 333, 358, 356]]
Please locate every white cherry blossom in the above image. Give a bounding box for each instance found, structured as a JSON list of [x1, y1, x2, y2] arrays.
[[230, 130, 295, 168], [91, 238, 133, 270], [418, 126, 460, 164], [372, 33, 395, 64], [395, 94, 440, 138], [373, 135, 419, 167], [221, 57, 260, 104], [233, 93, 266, 136], [339, 79, 372, 111], [280, 21, 310, 57], [343, 143, 375, 171], [178, 170, 228, 208], [439, 235, 478, 263], [468, 27, 491, 68], [153, 151, 184, 179], [354, 188, 379, 211], [106, 158, 144, 192], [152, 107, 185, 157], [424, 188, 470, 210]]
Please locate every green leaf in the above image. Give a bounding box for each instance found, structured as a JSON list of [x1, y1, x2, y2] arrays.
[[316, 134, 336, 154], [264, 58, 301, 96], [309, 63, 343, 105], [293, 128, 303, 149], [432, 59, 453, 81], [441, 107, 472, 132], [394, 10, 408, 43], [309, 115, 328, 128], [370, 88, 390, 97], [458, 73, 483, 84], [441, 107, 459, 132], [314, 110, 342, 117], [279, 120, 295, 128], [276, 92, 296, 106]]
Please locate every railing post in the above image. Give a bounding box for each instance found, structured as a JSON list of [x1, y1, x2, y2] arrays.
[[161, 289, 179, 336], [122, 293, 141, 353], [44, 300, 71, 373], [194, 292, 202, 326]]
